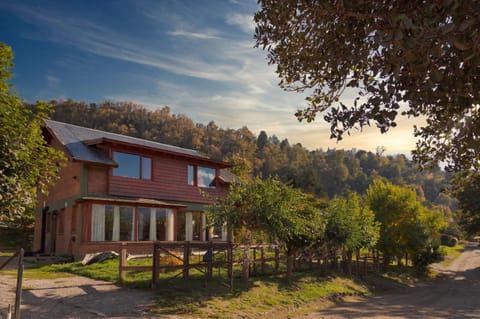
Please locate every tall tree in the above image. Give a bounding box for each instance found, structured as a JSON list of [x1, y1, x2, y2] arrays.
[[255, 0, 480, 175], [0, 43, 64, 227], [206, 177, 322, 282], [456, 174, 480, 236], [325, 192, 379, 272], [366, 179, 445, 268]]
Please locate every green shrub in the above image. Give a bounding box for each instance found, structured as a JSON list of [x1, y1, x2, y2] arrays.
[[412, 245, 444, 270]]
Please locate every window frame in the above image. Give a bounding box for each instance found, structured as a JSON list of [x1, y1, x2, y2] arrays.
[[187, 165, 217, 189], [91, 204, 134, 242], [112, 151, 152, 180], [137, 207, 171, 241]]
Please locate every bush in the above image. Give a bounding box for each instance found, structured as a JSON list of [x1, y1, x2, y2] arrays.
[[440, 234, 458, 247], [412, 245, 444, 270], [0, 226, 33, 250]]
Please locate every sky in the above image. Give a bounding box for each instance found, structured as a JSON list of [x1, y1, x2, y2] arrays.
[[0, 0, 421, 156]]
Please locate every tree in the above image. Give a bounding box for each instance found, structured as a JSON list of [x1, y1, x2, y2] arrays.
[[456, 174, 480, 236], [325, 192, 379, 272], [366, 179, 445, 268], [255, 1, 480, 174], [206, 177, 322, 282], [0, 43, 64, 227]]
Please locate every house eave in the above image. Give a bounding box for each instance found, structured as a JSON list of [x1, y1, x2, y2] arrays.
[[77, 196, 188, 208]]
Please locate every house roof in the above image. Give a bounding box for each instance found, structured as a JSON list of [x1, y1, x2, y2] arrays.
[[217, 169, 241, 185], [44, 119, 231, 168]]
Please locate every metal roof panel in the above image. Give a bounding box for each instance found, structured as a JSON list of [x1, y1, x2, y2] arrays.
[[44, 119, 219, 166]]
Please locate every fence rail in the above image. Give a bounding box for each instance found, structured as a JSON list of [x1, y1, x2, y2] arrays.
[[116, 242, 384, 288]]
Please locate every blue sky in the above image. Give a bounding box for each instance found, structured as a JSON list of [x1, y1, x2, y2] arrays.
[[1, 0, 420, 155]]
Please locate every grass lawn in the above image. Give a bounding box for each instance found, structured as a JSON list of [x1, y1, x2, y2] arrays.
[[151, 273, 370, 318]]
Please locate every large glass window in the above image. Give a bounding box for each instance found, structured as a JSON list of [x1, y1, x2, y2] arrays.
[[92, 205, 134, 241], [141, 157, 152, 180], [104, 206, 114, 241], [198, 167, 216, 188], [156, 210, 168, 240], [176, 212, 186, 241], [119, 207, 134, 240], [113, 151, 151, 180], [187, 165, 195, 186], [191, 212, 202, 241], [138, 208, 170, 241], [176, 211, 202, 241], [138, 208, 151, 241], [187, 165, 216, 188]]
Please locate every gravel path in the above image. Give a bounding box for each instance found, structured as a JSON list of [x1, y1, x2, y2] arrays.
[[0, 266, 155, 318], [297, 242, 480, 319]]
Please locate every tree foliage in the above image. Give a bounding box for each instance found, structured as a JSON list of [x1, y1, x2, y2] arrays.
[[456, 174, 480, 236], [366, 179, 446, 268], [0, 43, 64, 227], [206, 177, 322, 281], [254, 0, 480, 174], [325, 192, 379, 254]]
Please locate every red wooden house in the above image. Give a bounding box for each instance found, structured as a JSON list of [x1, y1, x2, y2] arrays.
[[34, 120, 235, 257]]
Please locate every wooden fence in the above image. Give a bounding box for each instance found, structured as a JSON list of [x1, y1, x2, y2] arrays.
[[117, 242, 383, 288], [0, 248, 24, 319]]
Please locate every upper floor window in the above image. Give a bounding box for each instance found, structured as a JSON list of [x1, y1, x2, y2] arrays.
[[113, 151, 151, 180], [187, 165, 216, 188]]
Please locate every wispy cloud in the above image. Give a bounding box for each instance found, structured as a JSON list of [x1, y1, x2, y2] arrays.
[[167, 30, 221, 40], [3, 0, 420, 155], [46, 73, 59, 89], [226, 13, 255, 33]]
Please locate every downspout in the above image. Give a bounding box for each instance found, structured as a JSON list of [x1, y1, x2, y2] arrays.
[[40, 206, 49, 254]]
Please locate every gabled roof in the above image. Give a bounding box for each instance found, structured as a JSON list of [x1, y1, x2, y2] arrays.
[[43, 119, 231, 168], [217, 169, 242, 185]]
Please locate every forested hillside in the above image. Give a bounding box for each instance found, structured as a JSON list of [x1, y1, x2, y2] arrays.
[[46, 99, 457, 213]]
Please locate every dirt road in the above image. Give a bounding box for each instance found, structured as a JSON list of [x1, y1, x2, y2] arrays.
[[1, 243, 479, 319], [300, 242, 480, 319]]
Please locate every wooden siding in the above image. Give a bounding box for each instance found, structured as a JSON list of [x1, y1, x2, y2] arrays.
[[108, 151, 227, 203], [87, 165, 109, 194], [37, 160, 81, 207]]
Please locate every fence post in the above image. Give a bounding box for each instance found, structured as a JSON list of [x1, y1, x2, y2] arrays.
[[260, 246, 265, 275], [252, 247, 257, 275], [274, 246, 279, 275], [119, 243, 127, 283], [363, 256, 367, 275], [309, 250, 313, 270], [14, 248, 24, 319], [183, 241, 190, 279], [152, 241, 160, 288], [227, 242, 233, 280], [206, 241, 213, 280]]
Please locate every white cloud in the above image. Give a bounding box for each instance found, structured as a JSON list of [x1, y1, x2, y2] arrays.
[[167, 30, 221, 40], [46, 74, 59, 89], [225, 13, 255, 33]]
